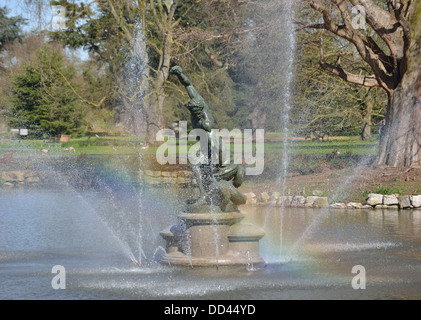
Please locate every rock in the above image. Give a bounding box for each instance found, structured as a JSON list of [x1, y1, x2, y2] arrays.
[[26, 176, 40, 183], [410, 195, 421, 208], [385, 205, 399, 209], [304, 196, 318, 207], [383, 194, 399, 206], [276, 196, 292, 207], [366, 193, 383, 206], [248, 198, 258, 206], [1, 171, 25, 182], [312, 190, 323, 196], [185, 171, 194, 178], [270, 192, 282, 201], [291, 196, 306, 207], [258, 192, 271, 203], [144, 176, 159, 185], [313, 197, 329, 207], [145, 170, 154, 176], [347, 202, 363, 209], [330, 203, 347, 209], [152, 171, 162, 177], [3, 182, 14, 187], [375, 205, 389, 209], [162, 176, 176, 184], [244, 192, 256, 200], [177, 177, 189, 184], [284, 196, 293, 206], [161, 171, 172, 177], [398, 195, 411, 209], [362, 205, 373, 209], [177, 171, 188, 177], [24, 171, 37, 178]]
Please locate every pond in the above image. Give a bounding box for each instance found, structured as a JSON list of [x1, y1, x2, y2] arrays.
[[1, 188, 421, 299]]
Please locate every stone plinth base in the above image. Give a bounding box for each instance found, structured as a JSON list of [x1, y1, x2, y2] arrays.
[[160, 212, 265, 267]]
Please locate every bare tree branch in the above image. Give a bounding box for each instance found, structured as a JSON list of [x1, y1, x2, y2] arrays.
[[319, 39, 380, 87], [306, 0, 411, 92]]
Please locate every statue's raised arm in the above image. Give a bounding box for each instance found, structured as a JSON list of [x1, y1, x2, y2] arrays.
[[170, 65, 215, 133], [170, 66, 200, 101]]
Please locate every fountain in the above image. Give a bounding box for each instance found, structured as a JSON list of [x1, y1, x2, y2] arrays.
[[3, 0, 421, 301], [159, 66, 266, 267]]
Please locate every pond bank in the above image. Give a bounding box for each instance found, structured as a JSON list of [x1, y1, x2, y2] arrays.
[[240, 166, 421, 204], [243, 191, 421, 210]]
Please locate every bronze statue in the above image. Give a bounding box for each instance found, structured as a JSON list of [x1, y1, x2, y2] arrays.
[[170, 65, 246, 212]]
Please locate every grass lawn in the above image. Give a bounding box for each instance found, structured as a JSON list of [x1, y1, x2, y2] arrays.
[[3, 133, 420, 204], [0, 136, 145, 155], [265, 137, 379, 155], [0, 134, 379, 157]]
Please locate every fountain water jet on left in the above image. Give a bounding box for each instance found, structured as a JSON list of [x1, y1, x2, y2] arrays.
[[124, 22, 149, 138], [121, 22, 149, 266]]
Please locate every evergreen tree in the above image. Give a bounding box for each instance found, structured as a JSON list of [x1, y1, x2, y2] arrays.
[[8, 44, 86, 137], [0, 6, 26, 52]]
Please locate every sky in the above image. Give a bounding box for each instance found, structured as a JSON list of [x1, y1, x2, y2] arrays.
[[0, 0, 53, 32], [1, 0, 89, 60]]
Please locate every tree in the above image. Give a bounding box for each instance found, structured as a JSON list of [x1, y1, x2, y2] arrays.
[[0, 6, 26, 52], [50, 0, 256, 142], [0, 34, 45, 133], [0, 6, 27, 131], [291, 29, 387, 139], [302, 0, 421, 167], [8, 44, 86, 137], [50, 0, 199, 142]]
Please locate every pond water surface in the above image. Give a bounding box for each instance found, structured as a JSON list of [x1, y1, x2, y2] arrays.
[[1, 188, 421, 300]]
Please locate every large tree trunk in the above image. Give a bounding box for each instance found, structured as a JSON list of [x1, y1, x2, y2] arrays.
[[306, 0, 421, 167], [378, 71, 421, 166], [377, 6, 421, 167]]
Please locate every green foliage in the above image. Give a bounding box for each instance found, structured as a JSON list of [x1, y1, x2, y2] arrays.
[[49, 0, 257, 133], [8, 44, 86, 137], [49, 0, 142, 124], [0, 1, 391, 140], [0, 6, 26, 51], [363, 186, 402, 199]]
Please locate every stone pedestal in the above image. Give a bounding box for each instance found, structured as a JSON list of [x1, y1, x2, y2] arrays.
[[160, 212, 265, 267]]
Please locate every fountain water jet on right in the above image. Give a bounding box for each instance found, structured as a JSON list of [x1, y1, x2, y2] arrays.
[[277, 0, 297, 263]]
